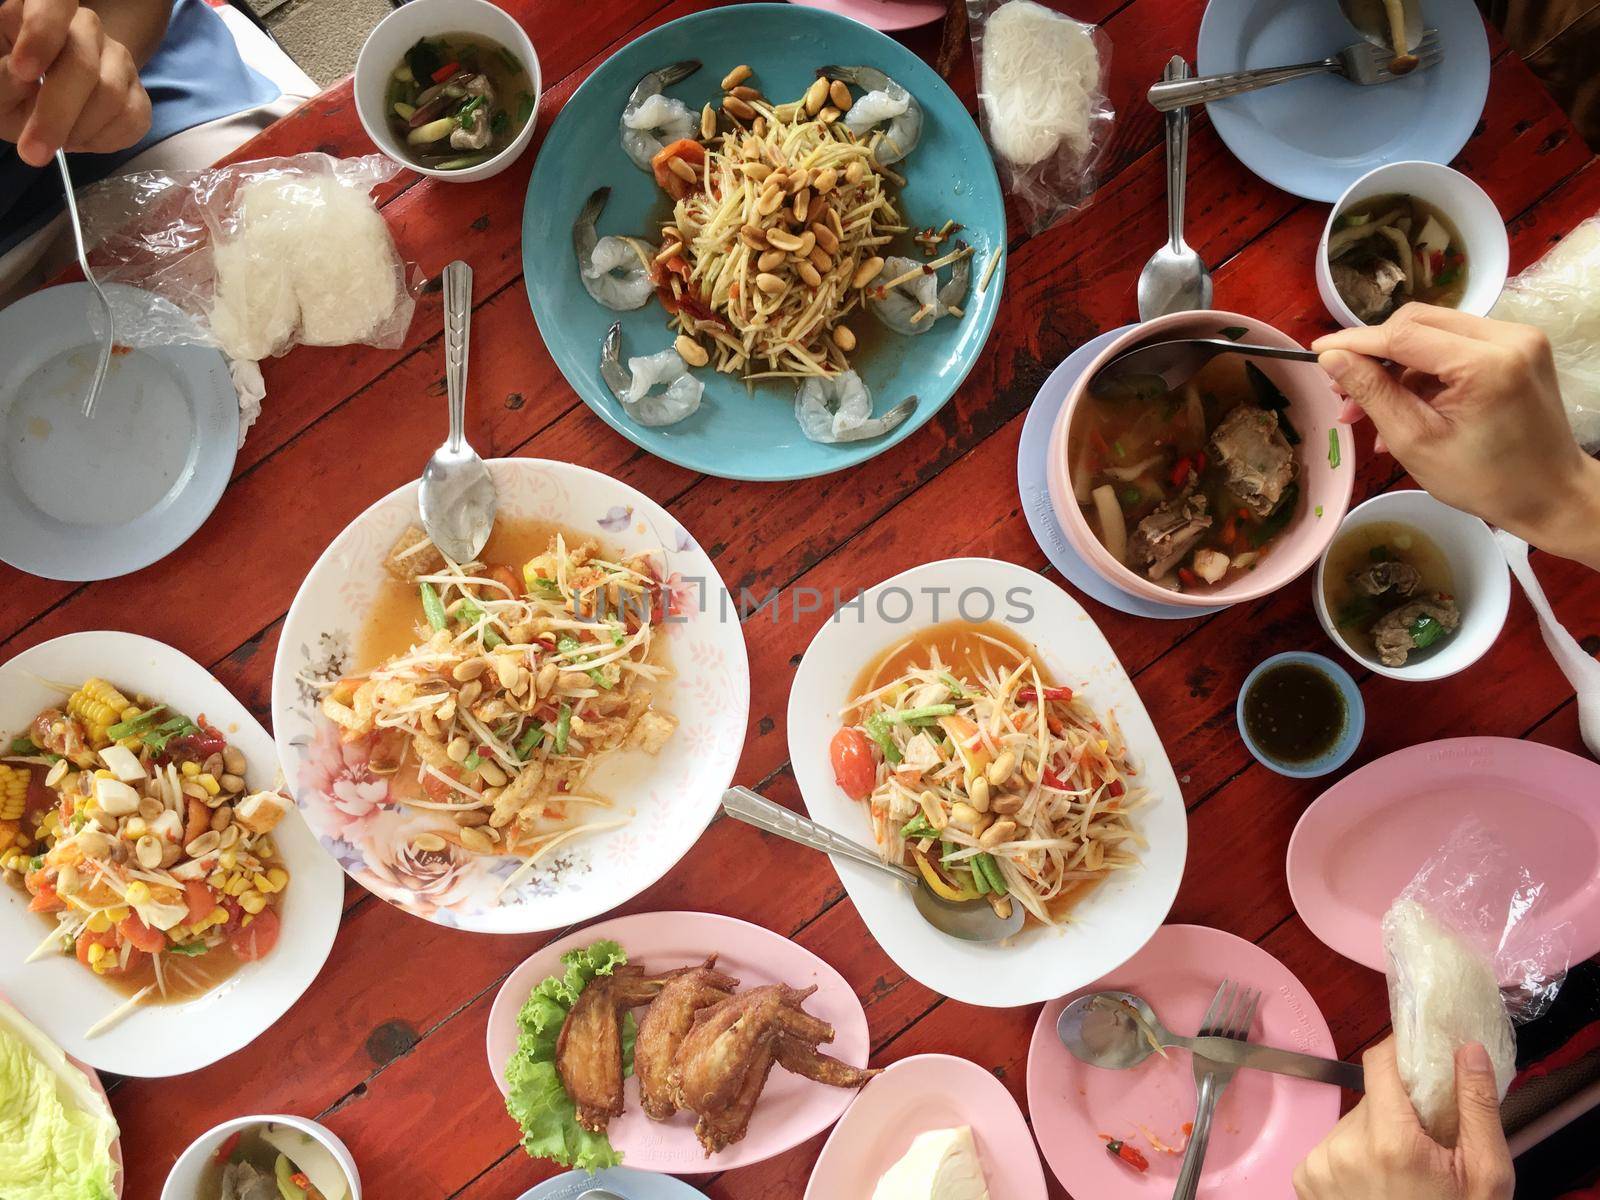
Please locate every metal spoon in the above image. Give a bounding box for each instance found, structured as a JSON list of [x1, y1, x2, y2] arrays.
[[1056, 990, 1365, 1089], [1089, 336, 1320, 400], [721, 786, 1025, 942], [1339, 0, 1423, 59], [1138, 56, 1211, 321], [53, 147, 114, 419], [577, 1191, 625, 1200], [419, 260, 497, 564]]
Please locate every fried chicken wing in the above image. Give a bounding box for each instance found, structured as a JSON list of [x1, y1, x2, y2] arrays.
[[771, 1034, 880, 1088], [555, 963, 694, 1133], [693, 1040, 777, 1155], [636, 959, 740, 1120]]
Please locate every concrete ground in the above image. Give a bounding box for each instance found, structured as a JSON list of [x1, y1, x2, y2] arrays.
[[254, 0, 392, 89]]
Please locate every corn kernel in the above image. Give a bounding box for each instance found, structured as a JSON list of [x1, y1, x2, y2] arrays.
[[125, 817, 147, 838], [208, 908, 230, 928], [238, 890, 267, 914], [225, 875, 251, 896], [123, 881, 150, 905], [251, 872, 273, 894], [207, 870, 225, 888], [119, 706, 140, 722], [255, 838, 275, 859], [180, 762, 199, 777], [85, 910, 112, 933], [87, 943, 107, 965], [107, 906, 129, 922], [197, 773, 220, 796], [219, 850, 237, 870], [94, 768, 113, 779], [266, 867, 289, 891]]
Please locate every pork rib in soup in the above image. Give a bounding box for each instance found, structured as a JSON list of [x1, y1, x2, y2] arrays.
[[1071, 351, 1301, 592], [1328, 192, 1468, 323]]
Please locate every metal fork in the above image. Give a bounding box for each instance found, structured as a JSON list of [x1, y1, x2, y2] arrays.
[[1148, 31, 1444, 112], [53, 147, 115, 419], [1173, 980, 1261, 1200]]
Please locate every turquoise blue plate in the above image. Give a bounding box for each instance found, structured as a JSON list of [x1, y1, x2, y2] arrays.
[[521, 3, 1005, 481]]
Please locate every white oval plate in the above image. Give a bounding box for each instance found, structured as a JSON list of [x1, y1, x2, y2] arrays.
[[805, 1053, 1047, 1200], [0, 283, 237, 582], [787, 558, 1187, 1008], [0, 632, 342, 1077], [486, 910, 869, 1173], [271, 458, 750, 933]]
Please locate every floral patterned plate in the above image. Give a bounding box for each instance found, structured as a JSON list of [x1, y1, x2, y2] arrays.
[[270, 458, 749, 933]]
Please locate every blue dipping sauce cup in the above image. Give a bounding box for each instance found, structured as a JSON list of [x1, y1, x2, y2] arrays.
[[1236, 651, 1365, 778]]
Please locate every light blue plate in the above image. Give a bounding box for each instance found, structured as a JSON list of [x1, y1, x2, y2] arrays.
[[515, 1167, 706, 1200], [0, 283, 237, 581], [522, 3, 1005, 481], [1197, 0, 1491, 202], [1017, 325, 1224, 621]]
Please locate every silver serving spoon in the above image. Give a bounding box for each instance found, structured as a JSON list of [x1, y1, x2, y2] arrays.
[[53, 146, 114, 419], [1089, 336, 1320, 399], [419, 260, 497, 564], [721, 787, 1025, 942], [1137, 56, 1211, 321], [1056, 990, 1365, 1089]]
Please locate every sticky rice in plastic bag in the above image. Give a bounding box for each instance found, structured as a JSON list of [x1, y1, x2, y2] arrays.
[[1381, 819, 1569, 1146]]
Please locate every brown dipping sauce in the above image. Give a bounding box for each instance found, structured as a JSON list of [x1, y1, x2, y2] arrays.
[[1241, 661, 1347, 765]]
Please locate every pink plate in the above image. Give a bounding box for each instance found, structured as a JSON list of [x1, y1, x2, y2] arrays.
[[1288, 736, 1600, 972], [486, 910, 870, 1174], [1027, 925, 1340, 1199], [804, 1054, 1047, 1200], [788, 0, 945, 31]]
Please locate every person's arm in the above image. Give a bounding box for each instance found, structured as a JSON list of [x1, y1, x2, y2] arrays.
[[0, 0, 169, 166], [1314, 303, 1600, 571], [1294, 1036, 1512, 1200]]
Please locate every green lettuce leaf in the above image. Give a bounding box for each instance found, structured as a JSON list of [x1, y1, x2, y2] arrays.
[[503, 939, 634, 1172]]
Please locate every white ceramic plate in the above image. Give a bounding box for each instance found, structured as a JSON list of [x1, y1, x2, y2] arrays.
[[0, 283, 238, 582], [271, 458, 750, 933], [0, 632, 343, 1077], [486, 911, 869, 1173], [787, 558, 1187, 1007]]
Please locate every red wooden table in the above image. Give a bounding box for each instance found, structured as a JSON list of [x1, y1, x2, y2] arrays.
[[5, 1, 1599, 1196]]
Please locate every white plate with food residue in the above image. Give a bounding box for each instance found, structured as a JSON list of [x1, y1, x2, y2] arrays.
[[0, 283, 238, 582], [0, 631, 342, 1076], [787, 557, 1187, 1008]]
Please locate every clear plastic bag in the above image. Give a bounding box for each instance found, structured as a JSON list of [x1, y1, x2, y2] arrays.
[[76, 153, 417, 364], [967, 0, 1114, 236], [1490, 214, 1600, 451], [1382, 818, 1570, 1145]]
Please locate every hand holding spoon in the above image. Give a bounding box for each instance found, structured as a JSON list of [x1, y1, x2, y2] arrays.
[[1089, 336, 1320, 400], [721, 787, 1024, 942], [1056, 990, 1364, 1089], [419, 260, 497, 563]]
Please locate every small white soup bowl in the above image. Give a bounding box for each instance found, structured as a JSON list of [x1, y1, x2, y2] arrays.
[[354, 0, 541, 183], [162, 1115, 360, 1200], [1313, 490, 1510, 681], [1317, 160, 1508, 328]]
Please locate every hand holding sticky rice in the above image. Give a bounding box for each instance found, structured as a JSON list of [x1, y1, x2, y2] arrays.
[[1292, 1036, 1511, 1200]]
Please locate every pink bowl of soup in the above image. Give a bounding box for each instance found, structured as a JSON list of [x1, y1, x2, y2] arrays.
[[1046, 311, 1354, 607]]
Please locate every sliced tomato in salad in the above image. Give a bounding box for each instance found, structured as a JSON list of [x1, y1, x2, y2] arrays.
[[650, 138, 706, 200], [118, 913, 167, 954], [230, 906, 280, 962], [829, 728, 877, 800]]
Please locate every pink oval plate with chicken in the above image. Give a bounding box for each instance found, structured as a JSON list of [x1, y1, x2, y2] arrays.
[[805, 1053, 1047, 1200], [1027, 924, 1340, 1199], [486, 910, 871, 1173]]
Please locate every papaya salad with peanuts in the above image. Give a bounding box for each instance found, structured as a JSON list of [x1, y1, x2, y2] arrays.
[[318, 525, 677, 897], [1, 678, 292, 1035], [828, 622, 1147, 926]]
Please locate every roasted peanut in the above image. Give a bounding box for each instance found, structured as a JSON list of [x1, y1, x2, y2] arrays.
[[991, 793, 1024, 815], [722, 94, 756, 121], [979, 819, 1017, 849], [844, 159, 867, 186], [852, 256, 885, 288], [967, 775, 991, 813], [829, 79, 853, 110], [811, 221, 840, 254], [757, 248, 786, 272], [831, 324, 856, 352], [721, 64, 753, 89], [812, 166, 838, 194], [766, 227, 804, 252], [452, 657, 487, 682], [809, 247, 833, 273], [755, 272, 787, 295], [757, 183, 784, 215], [804, 76, 829, 115], [791, 189, 811, 224], [987, 751, 1017, 787], [796, 261, 822, 288], [667, 155, 698, 183], [700, 102, 716, 139], [674, 334, 709, 367], [729, 85, 761, 102]]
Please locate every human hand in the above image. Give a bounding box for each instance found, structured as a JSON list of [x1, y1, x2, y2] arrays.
[[1314, 303, 1600, 569], [0, 0, 151, 167], [1293, 1036, 1513, 1200]]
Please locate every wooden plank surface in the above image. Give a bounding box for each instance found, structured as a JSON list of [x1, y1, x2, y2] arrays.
[[4, 1, 1597, 1197]]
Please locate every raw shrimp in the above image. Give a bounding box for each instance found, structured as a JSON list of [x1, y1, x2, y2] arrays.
[[794, 371, 915, 443], [822, 65, 922, 163], [574, 187, 657, 311], [867, 254, 970, 335], [620, 60, 701, 171], [601, 324, 704, 427]]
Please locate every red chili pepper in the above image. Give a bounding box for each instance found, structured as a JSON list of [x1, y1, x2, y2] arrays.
[[1178, 566, 1199, 587], [214, 1130, 242, 1163], [431, 60, 460, 82], [1102, 1137, 1150, 1173], [1194, 450, 1207, 471], [1042, 770, 1069, 790], [1169, 456, 1192, 488], [1016, 686, 1074, 704], [1108, 779, 1125, 798]]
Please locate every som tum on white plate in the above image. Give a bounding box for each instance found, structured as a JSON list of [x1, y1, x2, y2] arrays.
[[272, 458, 749, 934], [0, 632, 342, 1078]]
